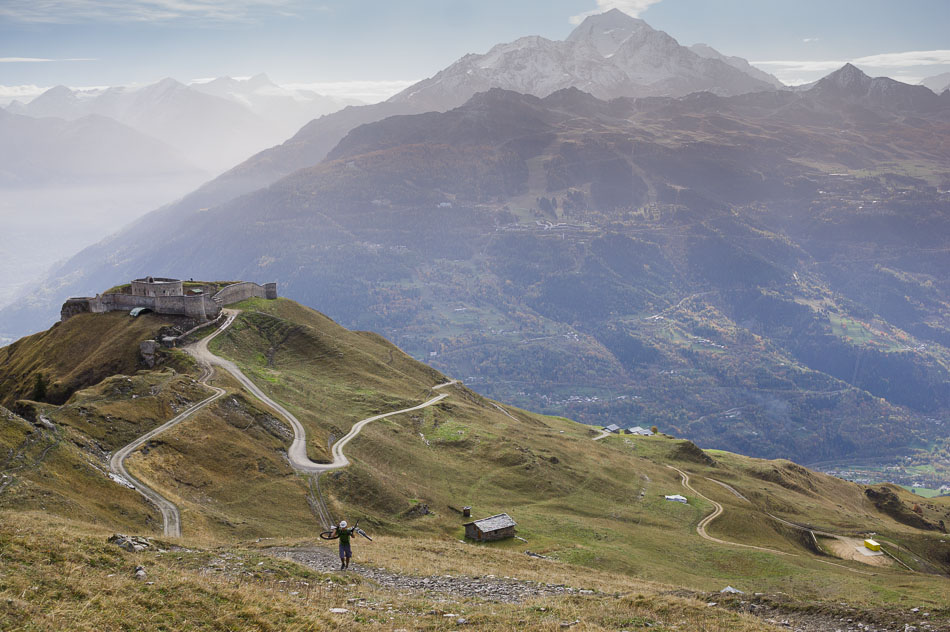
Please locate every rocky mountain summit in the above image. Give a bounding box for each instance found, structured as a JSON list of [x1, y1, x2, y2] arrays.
[[811, 63, 949, 112], [78, 8, 782, 243], [389, 8, 781, 110]]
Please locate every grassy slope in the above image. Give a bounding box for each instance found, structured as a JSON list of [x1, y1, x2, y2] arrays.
[[2, 300, 949, 627], [0, 512, 779, 632], [184, 298, 949, 606], [0, 311, 186, 408], [125, 375, 317, 542], [0, 407, 158, 531]]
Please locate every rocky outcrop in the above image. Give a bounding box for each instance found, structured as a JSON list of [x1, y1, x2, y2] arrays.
[[109, 533, 153, 552], [864, 487, 940, 531], [669, 440, 716, 466]]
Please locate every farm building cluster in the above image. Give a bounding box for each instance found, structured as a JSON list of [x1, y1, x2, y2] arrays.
[[603, 424, 653, 435]]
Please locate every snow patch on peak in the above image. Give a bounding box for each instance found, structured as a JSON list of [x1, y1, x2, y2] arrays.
[[567, 9, 654, 58]]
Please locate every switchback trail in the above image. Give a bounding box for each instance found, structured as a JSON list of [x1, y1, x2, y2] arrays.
[[112, 308, 459, 537], [669, 466, 876, 575], [109, 311, 234, 537], [667, 464, 794, 556], [193, 310, 458, 474]]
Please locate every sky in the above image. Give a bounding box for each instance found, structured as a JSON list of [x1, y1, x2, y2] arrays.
[[2, 0, 949, 104]]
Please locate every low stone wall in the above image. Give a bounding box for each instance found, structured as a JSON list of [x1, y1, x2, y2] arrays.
[[212, 281, 278, 306]]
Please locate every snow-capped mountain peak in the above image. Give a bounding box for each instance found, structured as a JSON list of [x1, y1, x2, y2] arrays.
[[565, 8, 655, 58], [823, 63, 872, 92], [388, 9, 780, 110]]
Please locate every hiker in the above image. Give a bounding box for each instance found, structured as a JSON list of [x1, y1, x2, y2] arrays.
[[333, 520, 356, 570]]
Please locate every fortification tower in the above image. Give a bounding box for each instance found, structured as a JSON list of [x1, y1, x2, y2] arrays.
[[131, 277, 183, 297]]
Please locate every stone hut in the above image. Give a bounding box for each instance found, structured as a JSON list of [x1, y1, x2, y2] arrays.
[[463, 513, 517, 541]]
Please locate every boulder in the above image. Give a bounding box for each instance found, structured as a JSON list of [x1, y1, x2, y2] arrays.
[[109, 533, 152, 552]]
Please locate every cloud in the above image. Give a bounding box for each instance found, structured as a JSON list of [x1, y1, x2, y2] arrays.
[[570, 0, 664, 25], [802, 38, 819, 44], [284, 79, 419, 104], [853, 49, 950, 68], [752, 59, 849, 73], [0, 57, 96, 62], [0, 84, 48, 104], [0, 84, 109, 105], [752, 49, 950, 86], [0, 0, 308, 23]]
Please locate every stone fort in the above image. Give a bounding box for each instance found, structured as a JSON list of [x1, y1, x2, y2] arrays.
[[61, 277, 278, 322]]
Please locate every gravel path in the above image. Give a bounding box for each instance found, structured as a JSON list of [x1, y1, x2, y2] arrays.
[[108, 310, 235, 537], [269, 547, 599, 604], [195, 309, 457, 474], [666, 465, 790, 555]]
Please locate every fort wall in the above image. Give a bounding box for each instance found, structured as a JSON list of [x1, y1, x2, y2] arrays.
[[60, 278, 278, 323], [61, 293, 219, 321], [211, 281, 277, 305]]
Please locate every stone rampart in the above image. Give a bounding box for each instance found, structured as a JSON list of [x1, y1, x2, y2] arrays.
[[60, 293, 220, 322], [212, 281, 278, 306], [60, 278, 276, 322]]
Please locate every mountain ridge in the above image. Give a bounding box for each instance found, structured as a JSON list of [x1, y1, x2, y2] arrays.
[[60, 9, 783, 248]]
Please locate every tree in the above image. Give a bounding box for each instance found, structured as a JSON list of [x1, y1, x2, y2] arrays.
[[650, 425, 658, 435], [31, 373, 47, 402]]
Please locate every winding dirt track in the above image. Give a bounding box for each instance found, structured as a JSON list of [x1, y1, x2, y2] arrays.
[[109, 311, 234, 537], [193, 310, 457, 473], [667, 465, 877, 575], [666, 464, 791, 555], [112, 308, 457, 536]]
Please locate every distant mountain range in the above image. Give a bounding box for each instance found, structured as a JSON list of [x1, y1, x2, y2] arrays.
[[114, 9, 785, 235], [6, 62, 949, 465], [920, 71, 950, 95], [0, 108, 194, 186], [6, 75, 357, 173]]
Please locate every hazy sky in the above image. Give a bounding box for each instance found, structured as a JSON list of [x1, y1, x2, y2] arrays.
[[2, 0, 949, 103]]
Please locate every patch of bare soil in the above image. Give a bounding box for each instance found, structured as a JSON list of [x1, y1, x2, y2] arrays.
[[823, 537, 894, 567]]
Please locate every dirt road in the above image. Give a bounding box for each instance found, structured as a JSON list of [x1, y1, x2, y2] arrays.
[[111, 309, 458, 536], [192, 311, 458, 473], [109, 311, 233, 537]]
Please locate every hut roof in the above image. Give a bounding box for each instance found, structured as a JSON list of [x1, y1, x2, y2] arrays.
[[463, 513, 516, 531]]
